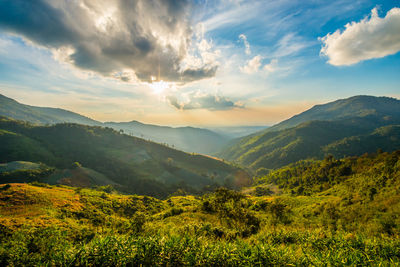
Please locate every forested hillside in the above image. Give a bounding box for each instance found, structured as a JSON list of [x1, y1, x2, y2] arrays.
[[266, 95, 400, 132], [218, 96, 400, 172], [0, 117, 250, 197], [0, 150, 398, 265]]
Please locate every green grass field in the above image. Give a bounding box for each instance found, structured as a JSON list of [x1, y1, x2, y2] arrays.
[[0, 180, 398, 266]]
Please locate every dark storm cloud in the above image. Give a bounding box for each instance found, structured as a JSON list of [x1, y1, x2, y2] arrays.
[[167, 93, 241, 111], [180, 66, 218, 82], [0, 0, 217, 83]]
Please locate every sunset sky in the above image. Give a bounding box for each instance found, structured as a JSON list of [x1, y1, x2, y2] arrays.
[[0, 0, 399, 126]]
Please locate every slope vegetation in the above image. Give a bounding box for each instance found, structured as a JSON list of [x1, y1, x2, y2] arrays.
[[218, 96, 400, 172], [0, 117, 250, 197], [0, 151, 399, 265], [268, 95, 400, 132]]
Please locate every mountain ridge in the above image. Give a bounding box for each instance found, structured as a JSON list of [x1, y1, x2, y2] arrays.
[[266, 95, 400, 132], [0, 116, 250, 197], [218, 95, 400, 172]]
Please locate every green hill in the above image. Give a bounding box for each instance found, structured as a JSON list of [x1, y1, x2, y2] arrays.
[[268, 95, 400, 132], [218, 96, 400, 172], [255, 150, 400, 197], [0, 117, 250, 197], [0, 150, 399, 265]]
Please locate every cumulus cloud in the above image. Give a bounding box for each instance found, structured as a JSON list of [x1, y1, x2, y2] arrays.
[[239, 34, 251, 55], [167, 92, 241, 110], [240, 55, 262, 74], [320, 7, 400, 66], [0, 0, 218, 83]]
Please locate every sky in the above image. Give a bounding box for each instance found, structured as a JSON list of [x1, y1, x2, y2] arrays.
[[0, 0, 399, 126]]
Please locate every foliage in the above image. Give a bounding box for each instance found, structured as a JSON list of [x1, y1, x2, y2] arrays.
[[258, 150, 400, 197], [0, 117, 250, 197], [218, 95, 400, 170], [0, 180, 399, 266]]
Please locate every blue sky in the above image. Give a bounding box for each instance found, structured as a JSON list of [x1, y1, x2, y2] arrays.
[[0, 0, 399, 126]]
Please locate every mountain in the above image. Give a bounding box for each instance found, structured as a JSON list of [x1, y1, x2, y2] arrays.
[[0, 93, 231, 154], [267, 95, 400, 132], [207, 126, 269, 139], [218, 95, 400, 172], [0, 93, 99, 125], [104, 121, 228, 154], [0, 117, 250, 197]]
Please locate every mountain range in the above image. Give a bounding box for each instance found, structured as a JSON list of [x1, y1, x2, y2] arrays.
[[218, 95, 400, 172], [0, 93, 264, 154], [2, 93, 400, 177], [0, 116, 250, 197]]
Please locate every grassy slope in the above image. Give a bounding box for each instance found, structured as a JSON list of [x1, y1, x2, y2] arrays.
[[0, 151, 399, 265], [0, 181, 398, 265], [0, 117, 250, 197]]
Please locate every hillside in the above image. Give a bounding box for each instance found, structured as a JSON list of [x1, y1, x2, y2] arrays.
[[0, 93, 99, 125], [0, 117, 250, 197], [268, 95, 400, 132], [105, 121, 228, 154], [255, 150, 400, 196], [0, 93, 240, 154], [218, 96, 400, 172], [0, 151, 399, 265]]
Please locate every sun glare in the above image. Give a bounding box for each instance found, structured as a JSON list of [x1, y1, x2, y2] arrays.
[[149, 80, 170, 95]]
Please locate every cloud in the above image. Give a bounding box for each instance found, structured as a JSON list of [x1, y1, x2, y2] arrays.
[[320, 7, 400, 66], [263, 59, 278, 73], [0, 0, 218, 83], [239, 34, 251, 55], [167, 92, 241, 110], [240, 55, 262, 74], [274, 33, 310, 58]]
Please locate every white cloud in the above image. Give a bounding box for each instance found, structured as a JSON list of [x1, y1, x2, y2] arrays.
[[239, 34, 251, 55], [274, 33, 310, 58], [263, 59, 278, 73], [0, 0, 218, 83], [320, 7, 400, 66], [240, 55, 262, 74]]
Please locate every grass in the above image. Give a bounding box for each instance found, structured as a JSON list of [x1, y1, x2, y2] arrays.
[[0, 182, 399, 266]]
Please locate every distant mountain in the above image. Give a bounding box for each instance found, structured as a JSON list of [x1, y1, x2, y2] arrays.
[[267, 95, 400, 132], [0, 117, 250, 197], [104, 121, 228, 154], [218, 95, 400, 172], [0, 93, 230, 154], [0, 93, 99, 125], [207, 126, 268, 139]]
